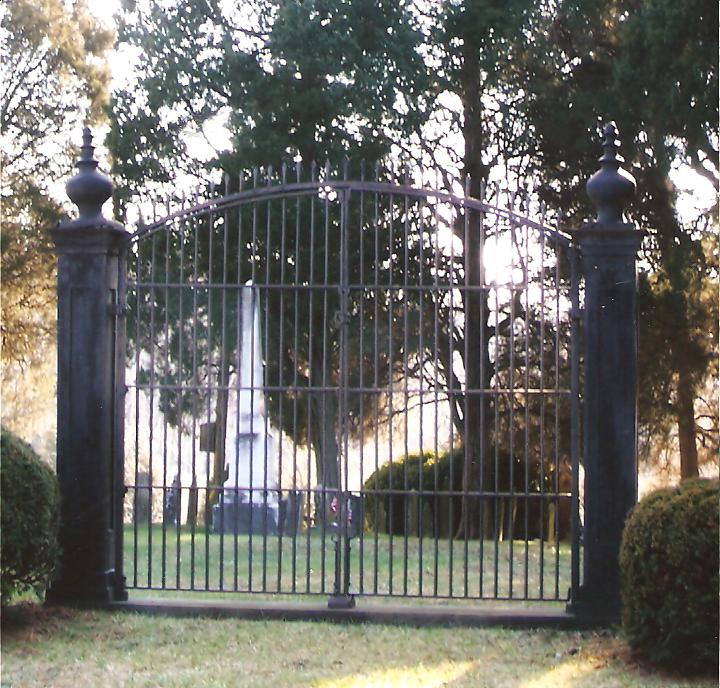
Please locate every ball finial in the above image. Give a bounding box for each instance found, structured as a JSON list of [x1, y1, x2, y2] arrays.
[[586, 121, 636, 225]]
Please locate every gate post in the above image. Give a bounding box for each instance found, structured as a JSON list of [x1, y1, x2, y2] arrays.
[[46, 129, 128, 606], [569, 122, 644, 620]]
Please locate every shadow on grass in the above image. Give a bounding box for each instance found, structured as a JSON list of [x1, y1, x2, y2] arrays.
[[1, 602, 716, 688]]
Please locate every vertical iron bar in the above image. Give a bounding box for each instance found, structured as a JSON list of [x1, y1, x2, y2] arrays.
[[305, 161, 316, 594], [339, 178, 351, 602], [262, 166, 273, 593], [357, 163, 366, 595], [372, 165, 380, 596], [493, 270, 500, 598], [147, 222, 157, 588], [190, 192, 200, 590], [233, 174, 243, 591], [176, 200, 186, 591], [416, 172, 425, 598], [554, 233, 561, 598], [161, 205, 171, 590], [462, 175, 470, 598], [248, 167, 258, 591], [277, 162, 287, 593], [402, 173, 410, 597], [387, 188, 394, 596], [538, 213, 546, 598], [447, 196, 456, 599], [218, 174, 230, 591], [321, 161, 331, 596], [523, 219, 531, 600], [432, 187, 440, 597], [132, 239, 141, 588], [508, 215, 516, 599], [291, 161, 301, 593], [204, 181, 215, 592], [478, 181, 486, 598], [570, 245, 581, 599]]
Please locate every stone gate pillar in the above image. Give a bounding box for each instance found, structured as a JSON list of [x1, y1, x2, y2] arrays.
[[46, 129, 128, 606], [569, 122, 645, 620]]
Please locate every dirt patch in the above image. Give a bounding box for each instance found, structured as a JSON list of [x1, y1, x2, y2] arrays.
[[583, 634, 718, 681], [1, 602, 83, 642]]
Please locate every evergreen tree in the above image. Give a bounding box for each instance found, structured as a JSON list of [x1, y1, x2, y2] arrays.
[[522, 0, 718, 477]]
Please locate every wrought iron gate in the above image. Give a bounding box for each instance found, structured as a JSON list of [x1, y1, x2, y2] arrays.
[[123, 164, 581, 606]]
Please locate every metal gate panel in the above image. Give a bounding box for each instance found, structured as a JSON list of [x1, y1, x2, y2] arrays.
[[123, 165, 581, 604]]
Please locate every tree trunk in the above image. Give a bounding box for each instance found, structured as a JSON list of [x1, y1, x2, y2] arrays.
[[646, 138, 702, 480], [309, 344, 340, 524], [454, 21, 493, 540], [310, 388, 340, 490], [207, 353, 231, 510], [676, 363, 699, 479]]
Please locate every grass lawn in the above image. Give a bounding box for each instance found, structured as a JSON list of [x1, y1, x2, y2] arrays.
[[1, 603, 715, 688], [125, 524, 573, 603]]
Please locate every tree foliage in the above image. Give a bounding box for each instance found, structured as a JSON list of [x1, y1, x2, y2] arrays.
[[520, 0, 718, 476], [113, 0, 433, 495], [109, 0, 716, 516], [0, 0, 112, 366], [110, 0, 430, 213]]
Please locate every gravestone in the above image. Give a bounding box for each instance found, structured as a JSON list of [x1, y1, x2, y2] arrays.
[[163, 474, 181, 525], [134, 472, 150, 524]]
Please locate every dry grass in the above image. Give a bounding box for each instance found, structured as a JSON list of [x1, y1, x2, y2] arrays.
[[2, 603, 716, 688]]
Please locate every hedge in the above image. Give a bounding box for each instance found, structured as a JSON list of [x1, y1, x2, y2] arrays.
[[0, 428, 60, 603], [620, 478, 719, 673]]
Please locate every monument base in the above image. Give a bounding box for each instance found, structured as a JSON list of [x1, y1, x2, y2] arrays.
[[211, 492, 304, 535], [212, 497, 277, 535]]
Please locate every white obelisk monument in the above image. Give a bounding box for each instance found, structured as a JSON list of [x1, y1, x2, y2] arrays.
[[220, 282, 279, 532]]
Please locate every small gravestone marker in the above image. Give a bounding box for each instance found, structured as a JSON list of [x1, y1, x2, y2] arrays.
[[134, 472, 150, 524], [163, 474, 181, 525]]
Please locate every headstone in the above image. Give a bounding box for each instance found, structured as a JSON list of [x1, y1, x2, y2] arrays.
[[163, 474, 181, 525], [134, 472, 150, 524]]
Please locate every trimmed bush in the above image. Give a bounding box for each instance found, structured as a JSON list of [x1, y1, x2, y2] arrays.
[[363, 449, 570, 540], [620, 478, 719, 673], [363, 450, 463, 536], [0, 428, 60, 603]]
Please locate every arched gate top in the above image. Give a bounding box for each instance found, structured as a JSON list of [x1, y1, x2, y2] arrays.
[[130, 179, 571, 248]]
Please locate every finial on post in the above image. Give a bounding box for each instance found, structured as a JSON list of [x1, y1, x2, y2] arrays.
[[586, 122, 636, 225], [64, 127, 114, 224]]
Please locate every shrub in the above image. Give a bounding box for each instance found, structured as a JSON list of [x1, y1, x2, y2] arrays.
[[620, 478, 719, 673], [363, 449, 570, 540], [0, 428, 60, 603], [363, 450, 465, 536]]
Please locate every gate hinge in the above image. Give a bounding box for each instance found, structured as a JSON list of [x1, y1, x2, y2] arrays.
[[108, 303, 127, 317]]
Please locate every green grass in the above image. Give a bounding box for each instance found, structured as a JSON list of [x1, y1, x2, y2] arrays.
[[2, 604, 715, 687], [124, 524, 572, 605]]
